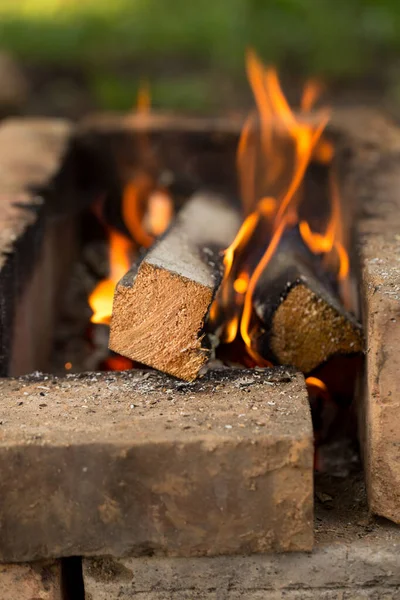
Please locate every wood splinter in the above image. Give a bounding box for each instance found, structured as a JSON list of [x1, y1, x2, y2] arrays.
[[252, 226, 363, 374], [109, 191, 241, 381]]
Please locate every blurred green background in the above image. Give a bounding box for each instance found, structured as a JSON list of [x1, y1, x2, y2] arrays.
[[0, 0, 399, 116]]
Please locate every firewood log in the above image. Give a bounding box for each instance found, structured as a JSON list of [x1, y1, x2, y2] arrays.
[[109, 191, 241, 380], [251, 226, 363, 373]]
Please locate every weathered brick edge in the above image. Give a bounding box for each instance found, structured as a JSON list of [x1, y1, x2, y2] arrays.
[[359, 161, 400, 523], [0, 118, 73, 375], [0, 369, 313, 561], [337, 109, 400, 523], [83, 532, 400, 600], [0, 561, 62, 600]]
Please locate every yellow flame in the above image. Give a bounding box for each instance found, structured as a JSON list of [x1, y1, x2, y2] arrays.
[[234, 274, 249, 294], [224, 315, 239, 343]]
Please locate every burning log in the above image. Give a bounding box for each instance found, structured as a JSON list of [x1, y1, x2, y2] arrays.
[[109, 191, 241, 380], [251, 227, 363, 373]]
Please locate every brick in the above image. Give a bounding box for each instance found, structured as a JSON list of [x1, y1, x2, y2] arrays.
[[0, 118, 71, 260], [0, 561, 62, 600], [84, 589, 400, 600], [0, 368, 313, 561], [83, 516, 400, 600], [0, 118, 75, 376], [360, 232, 400, 523], [338, 113, 400, 523]]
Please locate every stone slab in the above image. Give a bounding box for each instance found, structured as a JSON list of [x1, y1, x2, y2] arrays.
[[85, 591, 400, 600], [0, 561, 62, 600], [83, 527, 400, 600], [0, 368, 313, 561], [83, 470, 400, 599]]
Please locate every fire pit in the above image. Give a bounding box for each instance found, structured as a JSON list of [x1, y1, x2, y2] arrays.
[[0, 54, 399, 599]]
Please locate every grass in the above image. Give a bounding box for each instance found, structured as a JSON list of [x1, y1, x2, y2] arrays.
[[90, 72, 223, 112], [1, 0, 400, 110]]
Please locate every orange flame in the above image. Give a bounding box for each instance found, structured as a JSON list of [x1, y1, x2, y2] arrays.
[[89, 181, 173, 327], [147, 190, 174, 237], [305, 376, 328, 393], [211, 49, 350, 365], [122, 175, 155, 249], [89, 229, 132, 325], [299, 171, 349, 281], [89, 81, 174, 332], [305, 376, 331, 405]]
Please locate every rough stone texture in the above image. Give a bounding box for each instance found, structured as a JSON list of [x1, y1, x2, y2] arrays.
[[337, 109, 400, 523], [0, 368, 313, 561], [0, 561, 62, 600], [0, 118, 71, 261], [83, 506, 400, 600], [85, 589, 400, 600], [83, 471, 399, 599], [360, 220, 400, 523]]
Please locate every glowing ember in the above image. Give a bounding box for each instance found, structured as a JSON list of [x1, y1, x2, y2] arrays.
[[103, 356, 133, 371], [211, 49, 350, 366], [306, 377, 328, 393]]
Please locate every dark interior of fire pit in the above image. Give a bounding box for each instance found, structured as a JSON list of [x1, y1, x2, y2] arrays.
[[49, 116, 240, 375], [19, 115, 359, 473]]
